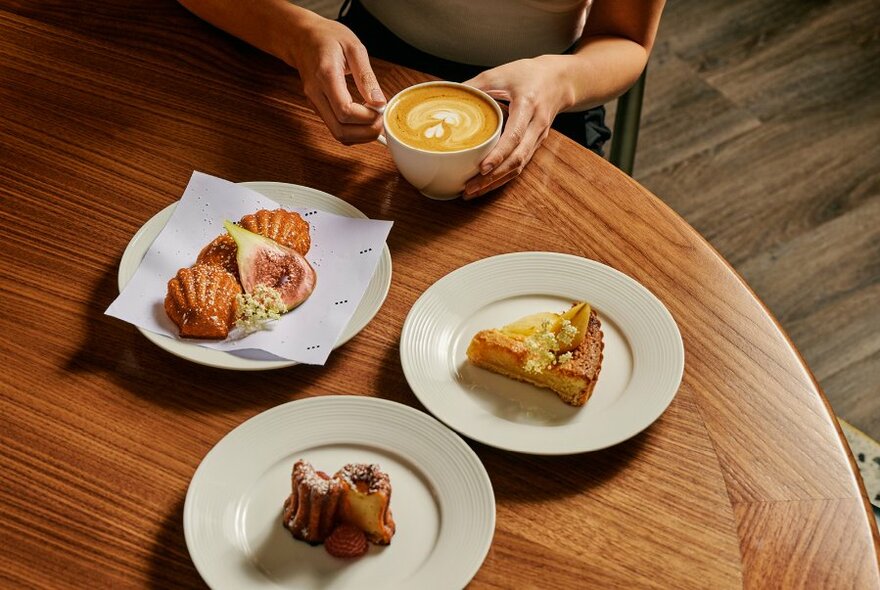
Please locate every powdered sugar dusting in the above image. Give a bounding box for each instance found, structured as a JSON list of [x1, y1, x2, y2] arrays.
[[338, 463, 391, 494], [293, 460, 334, 493]]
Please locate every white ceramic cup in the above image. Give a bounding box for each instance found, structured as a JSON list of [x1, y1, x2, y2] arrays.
[[374, 81, 503, 200]]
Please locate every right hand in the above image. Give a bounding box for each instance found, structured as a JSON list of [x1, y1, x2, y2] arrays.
[[289, 15, 386, 145]]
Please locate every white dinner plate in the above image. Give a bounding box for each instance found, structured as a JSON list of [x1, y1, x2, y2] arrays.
[[400, 252, 684, 454], [117, 182, 392, 370], [184, 396, 495, 589]]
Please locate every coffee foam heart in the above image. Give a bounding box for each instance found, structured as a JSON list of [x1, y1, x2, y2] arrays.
[[387, 85, 498, 152]]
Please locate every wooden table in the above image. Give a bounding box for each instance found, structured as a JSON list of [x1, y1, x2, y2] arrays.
[[2, 2, 878, 588]]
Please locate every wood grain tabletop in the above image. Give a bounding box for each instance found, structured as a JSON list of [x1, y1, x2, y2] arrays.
[[1, 1, 878, 588]]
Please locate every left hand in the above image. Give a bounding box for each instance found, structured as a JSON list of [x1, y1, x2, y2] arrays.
[[462, 55, 574, 199]]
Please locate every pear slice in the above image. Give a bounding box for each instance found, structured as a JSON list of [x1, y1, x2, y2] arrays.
[[557, 302, 591, 353], [224, 221, 316, 311], [500, 312, 561, 338], [497, 302, 592, 351]]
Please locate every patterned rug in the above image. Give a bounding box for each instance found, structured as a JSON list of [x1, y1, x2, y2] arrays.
[[839, 419, 880, 526]]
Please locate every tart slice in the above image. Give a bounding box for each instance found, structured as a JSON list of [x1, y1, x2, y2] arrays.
[[466, 302, 604, 406]]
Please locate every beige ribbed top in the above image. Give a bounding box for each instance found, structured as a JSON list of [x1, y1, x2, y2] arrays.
[[358, 0, 590, 66]]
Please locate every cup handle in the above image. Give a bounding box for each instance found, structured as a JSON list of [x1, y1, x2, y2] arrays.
[[366, 103, 388, 147]]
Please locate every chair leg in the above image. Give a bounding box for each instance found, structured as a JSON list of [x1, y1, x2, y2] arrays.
[[609, 67, 647, 176]]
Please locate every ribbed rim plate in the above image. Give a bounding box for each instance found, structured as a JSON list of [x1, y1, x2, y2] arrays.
[[184, 396, 495, 589], [400, 252, 684, 454], [117, 181, 392, 370]]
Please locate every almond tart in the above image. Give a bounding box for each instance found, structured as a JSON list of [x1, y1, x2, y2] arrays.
[[466, 302, 604, 406]]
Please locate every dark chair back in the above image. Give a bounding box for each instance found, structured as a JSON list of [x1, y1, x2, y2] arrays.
[[609, 67, 647, 176]]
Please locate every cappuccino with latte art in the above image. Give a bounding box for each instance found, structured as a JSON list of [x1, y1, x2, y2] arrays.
[[386, 84, 499, 152], [380, 81, 502, 199]]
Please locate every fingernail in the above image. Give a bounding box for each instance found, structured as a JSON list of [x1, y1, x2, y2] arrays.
[[371, 89, 385, 103], [480, 164, 493, 175]]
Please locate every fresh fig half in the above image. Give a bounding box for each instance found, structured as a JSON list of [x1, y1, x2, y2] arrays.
[[224, 220, 316, 311]]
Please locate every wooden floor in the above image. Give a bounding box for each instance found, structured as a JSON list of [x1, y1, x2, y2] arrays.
[[304, 0, 880, 440], [607, 0, 880, 441]]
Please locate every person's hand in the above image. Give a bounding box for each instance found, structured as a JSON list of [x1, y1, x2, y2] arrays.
[[289, 14, 386, 145], [462, 55, 575, 199]]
